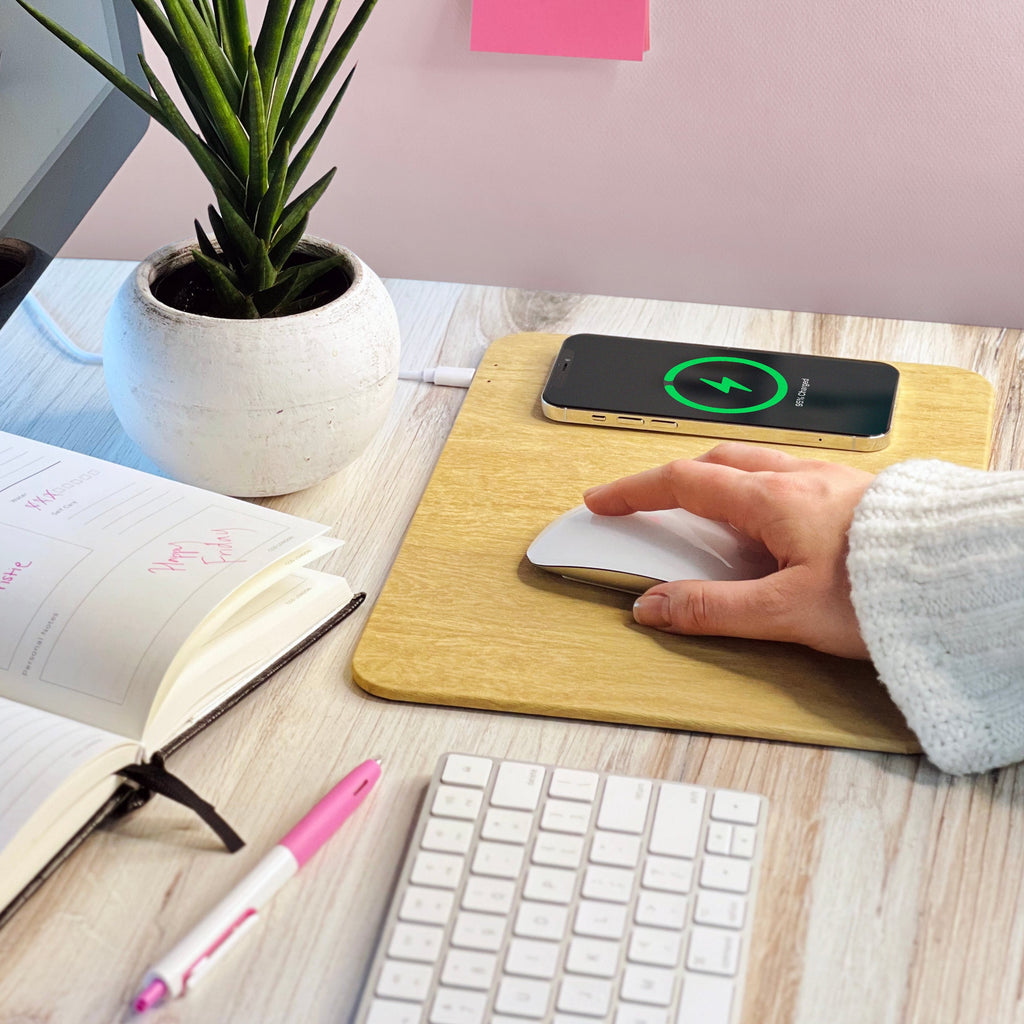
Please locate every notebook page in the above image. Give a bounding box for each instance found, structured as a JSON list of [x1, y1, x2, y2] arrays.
[[143, 568, 354, 750], [0, 696, 133, 905], [0, 432, 330, 738]]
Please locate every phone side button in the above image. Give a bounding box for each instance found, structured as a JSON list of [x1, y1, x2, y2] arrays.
[[650, 419, 678, 429], [617, 416, 645, 425]]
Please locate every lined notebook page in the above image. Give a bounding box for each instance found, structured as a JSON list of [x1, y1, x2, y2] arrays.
[[0, 696, 128, 853]]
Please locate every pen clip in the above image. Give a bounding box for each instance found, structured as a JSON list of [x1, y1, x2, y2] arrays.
[[182, 908, 259, 991]]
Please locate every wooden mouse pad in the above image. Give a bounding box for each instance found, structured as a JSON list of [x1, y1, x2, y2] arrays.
[[353, 333, 994, 753]]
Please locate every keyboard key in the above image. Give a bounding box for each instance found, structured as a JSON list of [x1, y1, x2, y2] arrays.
[[676, 973, 735, 1024], [533, 831, 586, 868], [731, 825, 757, 859], [574, 899, 628, 940], [705, 822, 732, 855], [590, 830, 642, 868], [441, 754, 493, 788], [481, 807, 534, 844], [514, 901, 569, 941], [430, 986, 488, 1024], [693, 890, 746, 930], [628, 926, 682, 968], [597, 776, 652, 834], [366, 997, 423, 1024], [581, 864, 634, 903], [354, 755, 767, 1024], [686, 925, 742, 976], [641, 855, 692, 894], [506, 937, 561, 979], [433, 784, 484, 821], [710, 790, 762, 826], [388, 922, 445, 963], [649, 784, 705, 859], [565, 936, 620, 978], [700, 855, 753, 894], [491, 761, 545, 811], [620, 964, 676, 1006], [634, 891, 687, 930], [462, 875, 516, 914], [494, 975, 552, 1018], [440, 949, 497, 990], [613, 1007, 669, 1024], [399, 885, 454, 926], [451, 910, 506, 951], [549, 768, 600, 802], [471, 840, 524, 879], [541, 798, 594, 835], [411, 850, 464, 889], [376, 959, 433, 1001], [557, 975, 613, 1016], [524, 865, 577, 904], [423, 817, 475, 854]]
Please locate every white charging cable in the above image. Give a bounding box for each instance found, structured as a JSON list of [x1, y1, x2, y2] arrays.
[[24, 293, 104, 365], [26, 294, 477, 389], [398, 366, 476, 388]]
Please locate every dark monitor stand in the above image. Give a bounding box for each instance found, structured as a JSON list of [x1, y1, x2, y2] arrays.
[[0, 0, 148, 325]]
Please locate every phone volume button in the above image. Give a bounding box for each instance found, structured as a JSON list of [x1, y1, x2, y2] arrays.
[[617, 416, 645, 425]]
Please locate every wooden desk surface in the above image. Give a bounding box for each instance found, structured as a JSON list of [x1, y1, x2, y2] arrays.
[[1, 259, 1022, 1024]]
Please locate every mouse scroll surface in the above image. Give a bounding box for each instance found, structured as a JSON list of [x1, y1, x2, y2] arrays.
[[526, 505, 777, 593]]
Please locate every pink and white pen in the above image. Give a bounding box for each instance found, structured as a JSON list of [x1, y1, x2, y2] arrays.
[[132, 757, 382, 1013]]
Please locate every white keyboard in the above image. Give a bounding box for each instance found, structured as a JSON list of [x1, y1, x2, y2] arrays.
[[353, 753, 768, 1024]]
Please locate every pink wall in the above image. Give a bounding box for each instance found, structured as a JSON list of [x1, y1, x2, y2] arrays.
[[66, 0, 1024, 328]]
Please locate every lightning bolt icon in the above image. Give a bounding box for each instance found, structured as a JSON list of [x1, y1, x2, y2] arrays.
[[700, 375, 753, 395]]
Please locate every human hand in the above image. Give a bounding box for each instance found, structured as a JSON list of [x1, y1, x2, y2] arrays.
[[583, 443, 875, 659]]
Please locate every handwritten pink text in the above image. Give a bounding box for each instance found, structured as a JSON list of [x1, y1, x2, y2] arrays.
[[23, 468, 101, 510], [0, 561, 32, 591], [148, 529, 250, 573]]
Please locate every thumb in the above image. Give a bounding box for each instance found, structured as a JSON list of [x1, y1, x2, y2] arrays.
[[632, 576, 791, 643]]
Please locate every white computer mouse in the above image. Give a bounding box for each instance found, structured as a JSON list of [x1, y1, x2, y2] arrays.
[[526, 505, 777, 593]]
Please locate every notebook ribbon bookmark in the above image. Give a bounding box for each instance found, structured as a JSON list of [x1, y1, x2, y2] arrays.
[[117, 754, 245, 853]]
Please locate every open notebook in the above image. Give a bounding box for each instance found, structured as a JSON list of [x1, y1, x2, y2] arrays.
[[0, 431, 362, 925]]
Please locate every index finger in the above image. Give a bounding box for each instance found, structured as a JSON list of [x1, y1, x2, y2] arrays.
[[584, 457, 763, 527]]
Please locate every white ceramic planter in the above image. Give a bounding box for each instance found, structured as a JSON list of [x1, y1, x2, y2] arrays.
[[103, 237, 400, 496]]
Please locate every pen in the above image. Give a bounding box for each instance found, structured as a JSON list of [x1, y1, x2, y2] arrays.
[[132, 757, 382, 1013]]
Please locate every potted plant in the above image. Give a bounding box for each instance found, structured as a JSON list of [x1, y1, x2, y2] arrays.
[[15, 0, 400, 497]]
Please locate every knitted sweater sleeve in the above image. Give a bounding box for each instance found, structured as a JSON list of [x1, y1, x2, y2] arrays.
[[847, 460, 1024, 774]]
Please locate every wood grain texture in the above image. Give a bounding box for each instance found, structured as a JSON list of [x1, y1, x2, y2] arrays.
[[353, 332, 993, 753], [1, 260, 1023, 1024]]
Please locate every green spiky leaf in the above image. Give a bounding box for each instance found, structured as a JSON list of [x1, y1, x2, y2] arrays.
[[214, 0, 252, 76], [192, 249, 259, 317], [269, 214, 309, 269], [254, 254, 347, 315], [273, 167, 337, 246], [243, 49, 270, 213]]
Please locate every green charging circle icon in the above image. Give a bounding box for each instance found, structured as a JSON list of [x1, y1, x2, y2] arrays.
[[663, 356, 788, 414]]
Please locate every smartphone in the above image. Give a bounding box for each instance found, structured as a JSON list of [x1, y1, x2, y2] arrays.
[[541, 333, 900, 451]]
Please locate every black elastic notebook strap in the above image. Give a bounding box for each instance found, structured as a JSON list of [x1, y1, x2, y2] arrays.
[[116, 753, 245, 853]]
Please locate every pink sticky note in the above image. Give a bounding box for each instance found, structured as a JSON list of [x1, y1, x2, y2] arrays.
[[471, 0, 649, 61]]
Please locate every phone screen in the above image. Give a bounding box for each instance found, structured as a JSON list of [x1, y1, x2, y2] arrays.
[[542, 334, 899, 440]]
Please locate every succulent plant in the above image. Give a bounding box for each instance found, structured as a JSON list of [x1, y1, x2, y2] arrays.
[[15, 0, 379, 318]]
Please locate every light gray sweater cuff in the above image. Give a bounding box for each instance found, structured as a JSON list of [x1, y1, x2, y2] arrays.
[[848, 460, 1024, 774]]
